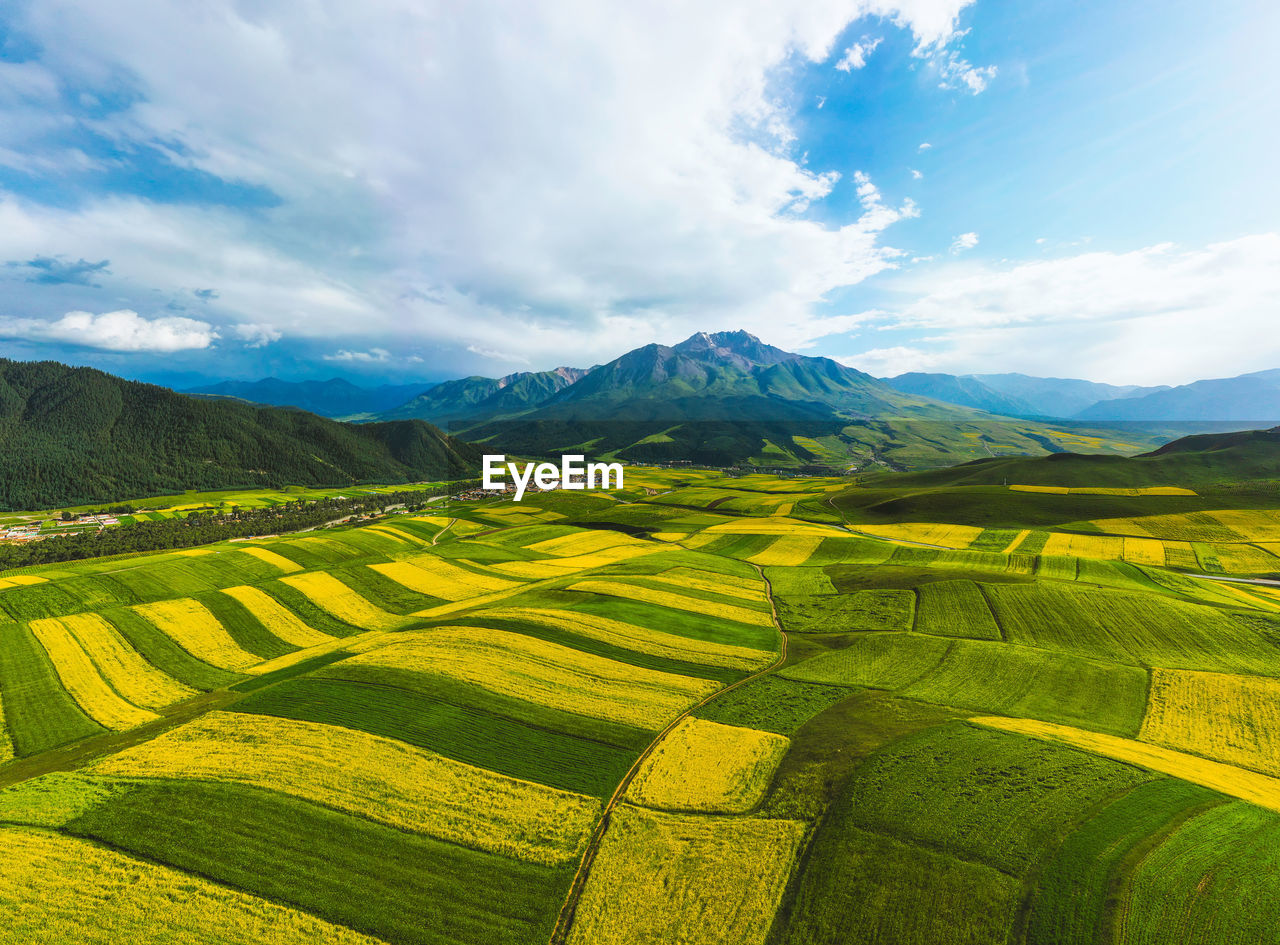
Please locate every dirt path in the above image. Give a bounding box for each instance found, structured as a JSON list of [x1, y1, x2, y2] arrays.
[[547, 563, 789, 945]]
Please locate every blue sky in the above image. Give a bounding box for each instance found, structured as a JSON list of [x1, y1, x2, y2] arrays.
[[0, 0, 1276, 388]]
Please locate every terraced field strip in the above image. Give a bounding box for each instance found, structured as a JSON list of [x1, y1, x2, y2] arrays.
[[370, 555, 521, 601], [279, 572, 402, 630], [975, 716, 1280, 811], [625, 717, 788, 814], [1139, 669, 1280, 776], [548, 562, 787, 945], [567, 580, 775, 627], [27, 618, 159, 730], [748, 536, 824, 566], [219, 586, 333, 649], [90, 711, 599, 865], [239, 546, 302, 573], [132, 599, 262, 671], [0, 827, 382, 944], [855, 523, 984, 549]]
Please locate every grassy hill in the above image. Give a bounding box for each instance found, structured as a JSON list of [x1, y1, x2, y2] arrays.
[[0, 359, 480, 510]]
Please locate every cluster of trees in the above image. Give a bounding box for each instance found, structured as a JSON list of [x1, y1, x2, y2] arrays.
[[0, 490, 439, 571]]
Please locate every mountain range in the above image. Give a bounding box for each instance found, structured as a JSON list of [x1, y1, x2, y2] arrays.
[[882, 372, 1168, 418], [0, 360, 478, 510], [184, 377, 431, 419]]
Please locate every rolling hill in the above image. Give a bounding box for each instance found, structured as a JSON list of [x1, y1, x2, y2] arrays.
[[0, 359, 479, 510], [185, 377, 432, 418]]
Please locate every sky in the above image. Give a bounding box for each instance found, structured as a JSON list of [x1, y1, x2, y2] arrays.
[[0, 0, 1276, 388]]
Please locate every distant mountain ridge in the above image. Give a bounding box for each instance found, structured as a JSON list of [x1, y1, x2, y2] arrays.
[[1074, 369, 1280, 421], [882, 371, 1167, 418], [0, 360, 478, 509], [380, 366, 590, 425], [185, 377, 432, 418]]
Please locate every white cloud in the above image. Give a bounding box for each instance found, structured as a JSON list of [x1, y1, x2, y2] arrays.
[[910, 168, 923, 179], [836, 36, 882, 71], [0, 309, 216, 351], [950, 231, 979, 253], [918, 141, 933, 151], [839, 345, 943, 377], [466, 344, 532, 365], [873, 234, 1280, 384], [231, 323, 282, 347], [0, 0, 979, 368], [323, 347, 391, 363], [935, 52, 996, 93]]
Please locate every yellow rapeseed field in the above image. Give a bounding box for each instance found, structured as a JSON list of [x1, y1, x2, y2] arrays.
[[220, 585, 333, 648], [680, 533, 721, 550], [771, 502, 794, 517], [472, 607, 772, 670], [28, 618, 159, 730], [173, 549, 213, 557], [1010, 485, 1069, 494], [91, 712, 599, 865], [567, 805, 806, 945], [748, 536, 824, 567], [627, 718, 789, 814], [133, 598, 262, 671], [704, 518, 844, 536], [359, 524, 415, 545], [1001, 530, 1032, 553], [1122, 537, 1168, 567], [342, 627, 718, 730], [568, 580, 776, 627], [0, 574, 46, 590], [1140, 669, 1280, 777], [855, 523, 984, 548], [1041, 533, 1125, 560], [372, 555, 520, 601], [1010, 485, 1197, 496], [280, 572, 401, 630], [527, 530, 642, 556], [974, 716, 1280, 812], [41, 613, 194, 710], [0, 827, 383, 944], [239, 546, 302, 573], [641, 569, 769, 604], [1206, 509, 1280, 541], [1202, 543, 1280, 574]]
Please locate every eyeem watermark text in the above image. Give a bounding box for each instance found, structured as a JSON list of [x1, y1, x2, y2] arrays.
[[482, 454, 624, 501]]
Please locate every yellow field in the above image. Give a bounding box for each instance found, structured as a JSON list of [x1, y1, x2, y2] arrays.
[[28, 618, 159, 730], [220, 585, 333, 648], [280, 572, 401, 630], [1202, 543, 1280, 573], [640, 569, 769, 604], [975, 716, 1280, 812], [0, 574, 46, 590], [681, 533, 721, 549], [1206, 509, 1280, 540], [855, 523, 983, 548], [1010, 485, 1197, 496], [651, 532, 689, 542], [132, 598, 261, 671], [627, 719, 789, 814], [772, 502, 794, 517], [360, 524, 415, 545], [1041, 533, 1125, 560], [472, 607, 772, 670], [527, 530, 644, 556], [240, 546, 302, 573], [173, 548, 213, 557], [567, 805, 806, 945], [1122, 536, 1167, 567], [1140, 669, 1280, 777], [371, 555, 520, 601], [341, 627, 719, 730], [704, 518, 844, 537], [91, 712, 598, 865], [568, 580, 776, 627], [490, 544, 662, 578], [0, 827, 382, 944], [748, 536, 824, 567], [38, 613, 193, 710]]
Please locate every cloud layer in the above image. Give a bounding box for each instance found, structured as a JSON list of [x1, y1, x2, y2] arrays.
[[0, 0, 980, 368], [0, 309, 216, 352]]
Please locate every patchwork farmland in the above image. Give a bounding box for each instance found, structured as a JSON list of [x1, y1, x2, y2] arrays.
[[3, 469, 1280, 943]]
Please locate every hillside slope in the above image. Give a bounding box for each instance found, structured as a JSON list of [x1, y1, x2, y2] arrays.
[[0, 360, 479, 510], [1076, 369, 1280, 421]]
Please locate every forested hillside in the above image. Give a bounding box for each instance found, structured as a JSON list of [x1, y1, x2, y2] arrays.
[[0, 360, 479, 510]]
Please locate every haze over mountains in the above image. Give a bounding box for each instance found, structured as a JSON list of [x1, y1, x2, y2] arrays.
[[882, 373, 1169, 418], [185, 377, 432, 419]]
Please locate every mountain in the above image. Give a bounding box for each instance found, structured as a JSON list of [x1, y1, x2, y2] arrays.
[[411, 330, 1164, 469], [380, 366, 589, 426], [1074, 369, 1280, 422], [185, 377, 432, 418], [0, 359, 479, 510], [883, 373, 1039, 416], [973, 373, 1166, 417]]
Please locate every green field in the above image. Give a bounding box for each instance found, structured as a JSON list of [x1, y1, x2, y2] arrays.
[[2, 466, 1280, 942]]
